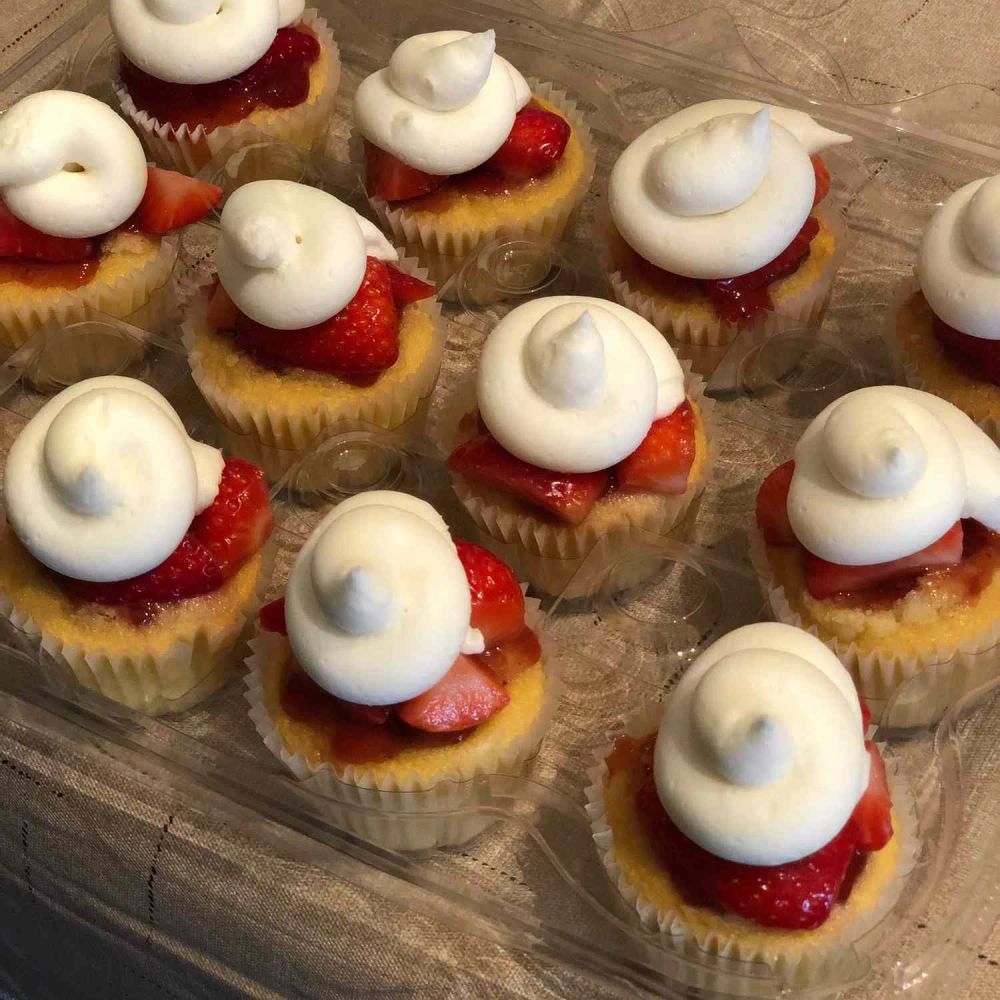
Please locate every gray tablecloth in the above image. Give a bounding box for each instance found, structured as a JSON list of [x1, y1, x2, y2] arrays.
[[1, 1, 999, 998]]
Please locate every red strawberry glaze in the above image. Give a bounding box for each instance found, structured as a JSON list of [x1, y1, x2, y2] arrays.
[[118, 26, 320, 131], [931, 312, 1000, 387]]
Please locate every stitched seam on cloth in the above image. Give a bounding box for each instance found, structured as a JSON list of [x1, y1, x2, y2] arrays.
[[0, 2, 68, 56], [146, 813, 175, 946]]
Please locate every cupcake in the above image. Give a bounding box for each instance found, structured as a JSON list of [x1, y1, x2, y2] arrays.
[[895, 173, 1000, 442], [182, 180, 444, 478], [434, 296, 713, 595], [0, 376, 273, 715], [603, 101, 851, 368], [587, 623, 912, 984], [750, 385, 1000, 725], [245, 490, 554, 849], [351, 30, 595, 285], [109, 0, 339, 175], [0, 90, 221, 352]]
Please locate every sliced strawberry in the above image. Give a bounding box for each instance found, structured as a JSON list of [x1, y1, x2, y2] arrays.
[[484, 103, 571, 181], [475, 627, 542, 684], [454, 541, 525, 647], [260, 597, 287, 634], [387, 264, 435, 308], [849, 742, 893, 852], [363, 140, 447, 202], [615, 400, 696, 495], [860, 697, 872, 733], [933, 314, 1000, 386], [206, 281, 239, 329], [396, 654, 510, 733], [135, 166, 222, 235], [755, 460, 797, 546], [448, 433, 609, 525], [0, 202, 96, 262], [804, 521, 963, 600], [234, 256, 399, 381], [811, 155, 831, 208]]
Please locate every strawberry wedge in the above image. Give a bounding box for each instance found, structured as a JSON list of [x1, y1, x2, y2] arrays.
[[363, 140, 446, 201], [387, 265, 435, 308], [397, 654, 510, 733], [850, 742, 893, 852], [0, 203, 96, 261], [615, 400, 696, 494], [135, 167, 222, 234], [455, 541, 525, 647], [484, 103, 571, 181], [755, 460, 797, 546]]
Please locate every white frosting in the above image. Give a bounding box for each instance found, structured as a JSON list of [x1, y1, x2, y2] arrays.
[[654, 622, 869, 866], [788, 386, 1000, 565], [110, 0, 285, 86], [277, 0, 304, 27], [283, 491, 481, 705], [217, 181, 394, 330], [3, 377, 224, 583], [609, 99, 851, 279], [353, 30, 532, 176], [477, 296, 686, 473], [0, 91, 148, 239], [918, 175, 1000, 341]]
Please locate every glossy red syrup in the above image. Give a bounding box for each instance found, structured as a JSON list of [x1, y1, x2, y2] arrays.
[[119, 27, 320, 131], [0, 257, 100, 290]]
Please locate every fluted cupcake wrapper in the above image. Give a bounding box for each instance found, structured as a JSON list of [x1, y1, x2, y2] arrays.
[[0, 234, 177, 353], [584, 703, 918, 989], [350, 80, 596, 287], [112, 10, 340, 176], [243, 597, 559, 851], [749, 527, 1000, 728]]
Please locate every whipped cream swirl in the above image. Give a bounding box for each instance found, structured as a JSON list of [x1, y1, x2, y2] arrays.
[[918, 174, 1000, 341], [4, 376, 224, 583], [0, 91, 148, 239], [477, 296, 685, 473], [655, 622, 869, 866], [110, 0, 297, 86], [609, 99, 851, 279], [217, 180, 398, 331], [788, 385, 1000, 565], [284, 491, 484, 705], [354, 30, 531, 176]]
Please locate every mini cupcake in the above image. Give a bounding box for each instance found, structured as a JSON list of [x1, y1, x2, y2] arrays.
[[603, 101, 850, 367], [0, 90, 221, 352], [182, 180, 444, 478], [751, 385, 1000, 724], [0, 376, 273, 715], [109, 0, 339, 175], [895, 173, 1000, 442], [245, 490, 554, 850], [351, 30, 595, 284], [587, 623, 912, 984], [434, 296, 713, 595]]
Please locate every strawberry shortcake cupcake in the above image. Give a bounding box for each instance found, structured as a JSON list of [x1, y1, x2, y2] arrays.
[[110, 0, 339, 174], [352, 30, 594, 283], [435, 296, 713, 595], [588, 623, 911, 983], [752, 385, 1000, 723], [0, 376, 273, 714], [604, 101, 850, 367], [0, 90, 220, 352], [245, 490, 554, 849]]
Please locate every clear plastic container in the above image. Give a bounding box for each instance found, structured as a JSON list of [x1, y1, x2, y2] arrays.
[[1, 1, 1000, 997]]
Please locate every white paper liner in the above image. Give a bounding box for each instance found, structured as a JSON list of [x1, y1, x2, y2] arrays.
[[244, 597, 559, 851], [0, 234, 177, 352], [0, 535, 274, 717], [600, 205, 846, 357], [182, 254, 445, 461], [350, 80, 596, 274], [429, 362, 715, 589], [749, 527, 1000, 728], [111, 11, 340, 175], [584, 704, 919, 987]]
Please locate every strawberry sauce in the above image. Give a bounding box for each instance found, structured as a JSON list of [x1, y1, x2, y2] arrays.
[[0, 257, 100, 290], [932, 312, 1000, 386], [119, 26, 320, 131]]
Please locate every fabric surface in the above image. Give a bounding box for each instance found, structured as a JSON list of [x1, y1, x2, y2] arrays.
[[1, 1, 999, 999]]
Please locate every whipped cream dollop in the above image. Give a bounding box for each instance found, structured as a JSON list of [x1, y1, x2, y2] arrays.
[[354, 30, 532, 176], [609, 99, 851, 279], [654, 622, 869, 866], [788, 385, 1000, 565], [918, 174, 1000, 341], [0, 91, 148, 239], [217, 180, 398, 330], [284, 491, 484, 705], [477, 296, 686, 473], [4, 376, 224, 583], [110, 0, 298, 86]]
